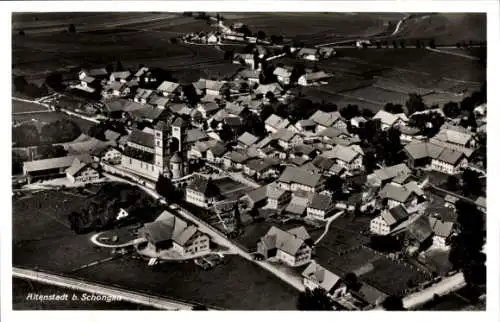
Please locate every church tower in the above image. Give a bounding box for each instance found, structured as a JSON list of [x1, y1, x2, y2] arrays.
[[169, 152, 184, 180], [171, 117, 189, 175], [154, 120, 170, 174]]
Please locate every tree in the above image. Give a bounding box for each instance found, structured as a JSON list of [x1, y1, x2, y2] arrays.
[[340, 104, 361, 120], [363, 150, 378, 174], [219, 123, 234, 142], [384, 103, 404, 114], [405, 93, 426, 115], [429, 39, 436, 49], [256, 30, 266, 40], [399, 40, 406, 48], [446, 175, 459, 191], [325, 175, 343, 197], [344, 272, 359, 290], [116, 60, 124, 72], [382, 295, 405, 311], [18, 30, 25, 36], [442, 101, 460, 119], [290, 62, 306, 84], [462, 169, 482, 197], [37, 144, 67, 159], [297, 288, 334, 310], [224, 50, 234, 61], [156, 175, 182, 202], [449, 200, 486, 286], [68, 24, 76, 33], [392, 40, 398, 48]]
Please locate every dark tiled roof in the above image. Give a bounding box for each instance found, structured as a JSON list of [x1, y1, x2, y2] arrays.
[[128, 129, 154, 148]]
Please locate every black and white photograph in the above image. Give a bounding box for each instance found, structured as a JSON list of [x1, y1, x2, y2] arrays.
[[6, 0, 497, 316]]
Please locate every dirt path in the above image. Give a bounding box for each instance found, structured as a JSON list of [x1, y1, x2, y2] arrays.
[[425, 46, 481, 61], [314, 211, 345, 245]]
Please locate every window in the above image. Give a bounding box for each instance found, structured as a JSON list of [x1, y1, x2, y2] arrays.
[[156, 132, 161, 137]]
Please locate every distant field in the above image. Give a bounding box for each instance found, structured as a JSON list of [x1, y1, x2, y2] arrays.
[[343, 86, 408, 105], [12, 100, 49, 114]]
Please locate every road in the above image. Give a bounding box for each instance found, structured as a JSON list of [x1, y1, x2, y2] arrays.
[[314, 210, 345, 245], [103, 172, 305, 292], [13, 267, 203, 310]]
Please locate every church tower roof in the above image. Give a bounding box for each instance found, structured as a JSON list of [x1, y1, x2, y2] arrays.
[[170, 152, 183, 163]]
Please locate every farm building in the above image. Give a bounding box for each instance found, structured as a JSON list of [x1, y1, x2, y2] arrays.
[[140, 210, 210, 256], [257, 226, 312, 267], [65, 158, 100, 184], [22, 154, 92, 184], [302, 261, 346, 298]]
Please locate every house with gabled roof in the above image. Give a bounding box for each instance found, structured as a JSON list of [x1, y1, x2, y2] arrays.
[[366, 163, 412, 188], [309, 110, 346, 132], [433, 124, 475, 149], [379, 181, 425, 209], [109, 71, 131, 83], [157, 80, 181, 97], [235, 68, 260, 85], [265, 114, 290, 133], [273, 66, 293, 85], [133, 88, 154, 104], [257, 226, 312, 267], [404, 141, 468, 175], [429, 216, 454, 248], [185, 175, 221, 209], [140, 210, 210, 256], [372, 110, 409, 130], [321, 144, 364, 172], [297, 47, 319, 61], [23, 154, 92, 184], [298, 71, 333, 86], [370, 204, 410, 235], [285, 190, 314, 216], [302, 261, 346, 298], [65, 157, 99, 183], [277, 166, 324, 193], [307, 193, 335, 221], [206, 143, 226, 164], [272, 128, 302, 149], [148, 95, 169, 109], [255, 83, 283, 96]]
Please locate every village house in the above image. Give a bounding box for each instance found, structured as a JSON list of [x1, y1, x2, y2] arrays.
[[267, 183, 292, 210], [398, 126, 422, 143], [350, 116, 367, 128], [318, 47, 336, 59], [306, 193, 335, 221], [197, 102, 220, 119], [285, 190, 315, 216], [432, 124, 476, 150], [295, 119, 316, 133], [109, 71, 131, 83], [366, 163, 412, 188], [372, 110, 409, 130], [378, 181, 425, 210], [428, 216, 454, 248], [298, 71, 333, 86], [475, 196, 486, 213], [206, 143, 226, 164], [370, 204, 410, 235], [134, 66, 156, 84], [134, 88, 154, 104], [309, 110, 347, 132], [185, 175, 221, 209], [157, 80, 181, 97], [321, 144, 364, 172], [226, 102, 249, 119], [277, 166, 324, 193], [255, 83, 283, 97], [23, 154, 92, 184], [273, 66, 293, 85], [405, 215, 434, 251], [297, 48, 319, 61], [302, 261, 346, 298], [222, 150, 251, 170], [233, 53, 257, 70], [444, 194, 460, 210], [257, 226, 312, 267], [149, 95, 170, 109], [79, 68, 108, 81], [404, 142, 468, 175], [243, 158, 280, 180], [235, 68, 260, 85], [103, 81, 130, 98], [65, 157, 100, 184], [98, 147, 122, 164], [240, 185, 268, 211], [140, 210, 210, 256], [272, 128, 303, 149], [265, 114, 291, 133]]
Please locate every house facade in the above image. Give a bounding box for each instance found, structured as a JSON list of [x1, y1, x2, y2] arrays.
[[257, 226, 312, 267]]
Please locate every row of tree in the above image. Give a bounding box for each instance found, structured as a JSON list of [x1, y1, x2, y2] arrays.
[[13, 119, 82, 147]]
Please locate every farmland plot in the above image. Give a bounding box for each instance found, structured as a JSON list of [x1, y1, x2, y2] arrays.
[[343, 86, 409, 105]]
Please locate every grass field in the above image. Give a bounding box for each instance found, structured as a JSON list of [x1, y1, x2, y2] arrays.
[[13, 278, 158, 310], [13, 188, 300, 310], [215, 177, 254, 201]]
